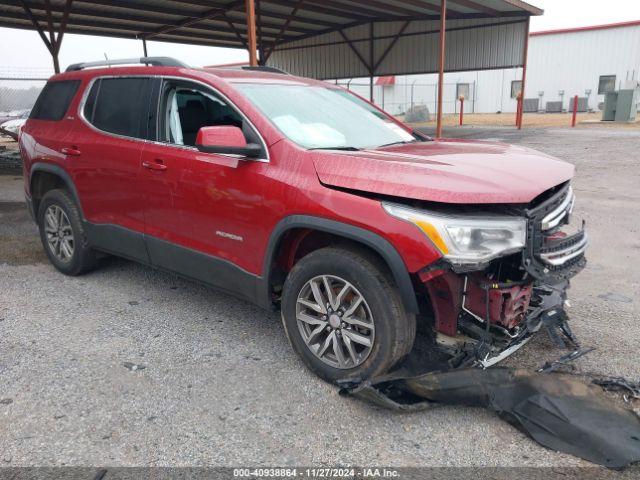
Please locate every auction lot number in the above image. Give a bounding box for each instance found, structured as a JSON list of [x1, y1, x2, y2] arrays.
[[234, 468, 400, 478]]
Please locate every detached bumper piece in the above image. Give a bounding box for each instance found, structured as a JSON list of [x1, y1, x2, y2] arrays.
[[340, 368, 640, 469]]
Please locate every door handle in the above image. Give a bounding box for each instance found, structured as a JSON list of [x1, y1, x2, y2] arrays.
[[61, 147, 82, 156], [142, 160, 167, 171]]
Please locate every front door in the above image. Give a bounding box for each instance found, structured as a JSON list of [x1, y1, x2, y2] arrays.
[[141, 78, 269, 298]]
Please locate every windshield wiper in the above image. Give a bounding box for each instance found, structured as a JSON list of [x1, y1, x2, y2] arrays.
[[377, 139, 420, 148], [308, 146, 361, 151]]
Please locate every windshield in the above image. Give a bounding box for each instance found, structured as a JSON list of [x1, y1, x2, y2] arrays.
[[234, 84, 415, 150]]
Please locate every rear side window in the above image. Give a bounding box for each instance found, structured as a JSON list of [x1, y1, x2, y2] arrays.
[[30, 80, 80, 120], [83, 77, 152, 138]]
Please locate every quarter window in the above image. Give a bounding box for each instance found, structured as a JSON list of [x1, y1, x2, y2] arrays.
[[598, 75, 616, 94], [83, 77, 152, 138], [30, 80, 80, 121]]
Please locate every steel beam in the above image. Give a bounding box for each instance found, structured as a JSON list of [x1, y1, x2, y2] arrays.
[[264, 0, 305, 61], [337, 29, 371, 78], [373, 20, 410, 71], [245, 0, 258, 66], [436, 0, 447, 139], [517, 16, 530, 129], [143, 0, 243, 39]]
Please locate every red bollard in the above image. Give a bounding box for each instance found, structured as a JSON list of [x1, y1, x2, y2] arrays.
[[459, 96, 465, 126], [515, 93, 523, 128], [571, 95, 579, 127]]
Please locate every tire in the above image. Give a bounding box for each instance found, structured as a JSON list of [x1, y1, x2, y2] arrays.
[[37, 188, 97, 276], [281, 246, 416, 384]]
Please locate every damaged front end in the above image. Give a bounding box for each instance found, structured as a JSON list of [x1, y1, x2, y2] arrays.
[[391, 183, 587, 368]]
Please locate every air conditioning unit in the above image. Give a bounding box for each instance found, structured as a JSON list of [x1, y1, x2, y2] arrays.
[[602, 82, 639, 122], [602, 92, 617, 121], [615, 82, 639, 122]]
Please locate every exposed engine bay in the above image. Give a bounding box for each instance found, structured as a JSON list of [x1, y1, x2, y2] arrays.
[[417, 182, 587, 367]]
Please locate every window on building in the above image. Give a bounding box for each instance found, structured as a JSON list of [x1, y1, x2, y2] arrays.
[[83, 77, 152, 138], [511, 80, 523, 99], [598, 75, 616, 94], [30, 80, 80, 121], [456, 83, 470, 100]]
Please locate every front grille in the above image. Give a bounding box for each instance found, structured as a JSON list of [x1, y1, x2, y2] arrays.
[[540, 187, 575, 230], [522, 184, 587, 283], [539, 230, 588, 266]]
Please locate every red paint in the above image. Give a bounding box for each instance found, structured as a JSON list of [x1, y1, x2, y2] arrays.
[[530, 20, 640, 37], [312, 140, 574, 204], [571, 95, 579, 127], [516, 94, 523, 129], [196, 125, 247, 147], [418, 268, 445, 283], [375, 76, 396, 86], [423, 271, 462, 337], [20, 64, 576, 285], [464, 276, 533, 330]]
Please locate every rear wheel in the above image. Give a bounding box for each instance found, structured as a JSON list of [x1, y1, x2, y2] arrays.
[[37, 189, 97, 275], [281, 247, 415, 384]]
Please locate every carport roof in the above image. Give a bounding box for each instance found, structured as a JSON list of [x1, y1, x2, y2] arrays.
[[0, 0, 542, 50]]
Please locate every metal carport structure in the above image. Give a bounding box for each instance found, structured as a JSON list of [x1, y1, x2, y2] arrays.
[[0, 0, 542, 136]]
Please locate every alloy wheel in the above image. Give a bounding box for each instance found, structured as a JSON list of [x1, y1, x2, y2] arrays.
[[44, 205, 74, 263], [296, 275, 375, 369]]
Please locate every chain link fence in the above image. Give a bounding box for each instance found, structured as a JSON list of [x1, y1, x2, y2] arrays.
[[0, 68, 51, 173], [0, 67, 51, 115], [335, 80, 478, 118]]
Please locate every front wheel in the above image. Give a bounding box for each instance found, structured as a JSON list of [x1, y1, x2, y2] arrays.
[[281, 247, 415, 384]]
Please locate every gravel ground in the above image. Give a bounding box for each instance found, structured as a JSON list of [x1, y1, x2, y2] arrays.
[[0, 126, 639, 470]]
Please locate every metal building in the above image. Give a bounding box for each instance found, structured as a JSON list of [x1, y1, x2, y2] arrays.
[[0, 0, 543, 135], [368, 20, 640, 115]]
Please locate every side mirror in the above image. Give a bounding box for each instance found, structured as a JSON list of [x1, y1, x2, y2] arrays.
[[195, 126, 262, 158]]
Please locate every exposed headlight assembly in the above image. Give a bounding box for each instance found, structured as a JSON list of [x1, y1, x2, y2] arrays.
[[383, 203, 527, 265]]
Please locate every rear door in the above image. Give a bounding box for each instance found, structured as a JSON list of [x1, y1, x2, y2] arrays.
[[21, 79, 82, 196], [64, 76, 153, 261]]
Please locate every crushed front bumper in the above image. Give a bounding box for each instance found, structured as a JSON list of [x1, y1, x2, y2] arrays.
[[421, 183, 587, 368]]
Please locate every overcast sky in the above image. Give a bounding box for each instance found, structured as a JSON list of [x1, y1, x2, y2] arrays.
[[1, 0, 639, 75]]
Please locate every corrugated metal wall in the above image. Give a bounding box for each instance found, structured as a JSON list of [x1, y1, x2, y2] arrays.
[[267, 17, 527, 80], [526, 25, 640, 111]]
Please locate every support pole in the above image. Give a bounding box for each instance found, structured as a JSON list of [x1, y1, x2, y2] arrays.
[[256, 0, 264, 65], [517, 17, 530, 130], [459, 96, 464, 126], [245, 0, 258, 66], [571, 95, 579, 127], [436, 0, 447, 139], [369, 22, 374, 102], [142, 38, 148, 57], [21, 0, 73, 74], [370, 76, 374, 103]]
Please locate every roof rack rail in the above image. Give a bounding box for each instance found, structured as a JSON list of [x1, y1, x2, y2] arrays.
[[66, 57, 189, 72], [240, 66, 289, 75]]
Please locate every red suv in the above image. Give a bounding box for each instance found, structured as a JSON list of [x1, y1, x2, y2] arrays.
[[20, 57, 587, 383]]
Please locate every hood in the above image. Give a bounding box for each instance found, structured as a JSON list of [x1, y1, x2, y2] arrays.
[[312, 139, 574, 204]]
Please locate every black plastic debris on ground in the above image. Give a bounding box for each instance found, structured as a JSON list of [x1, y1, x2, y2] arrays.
[[340, 367, 640, 469]]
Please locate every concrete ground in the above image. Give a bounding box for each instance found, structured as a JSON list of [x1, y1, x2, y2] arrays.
[[1, 127, 639, 470]]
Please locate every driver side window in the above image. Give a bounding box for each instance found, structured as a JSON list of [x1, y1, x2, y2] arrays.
[[159, 81, 245, 147]]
